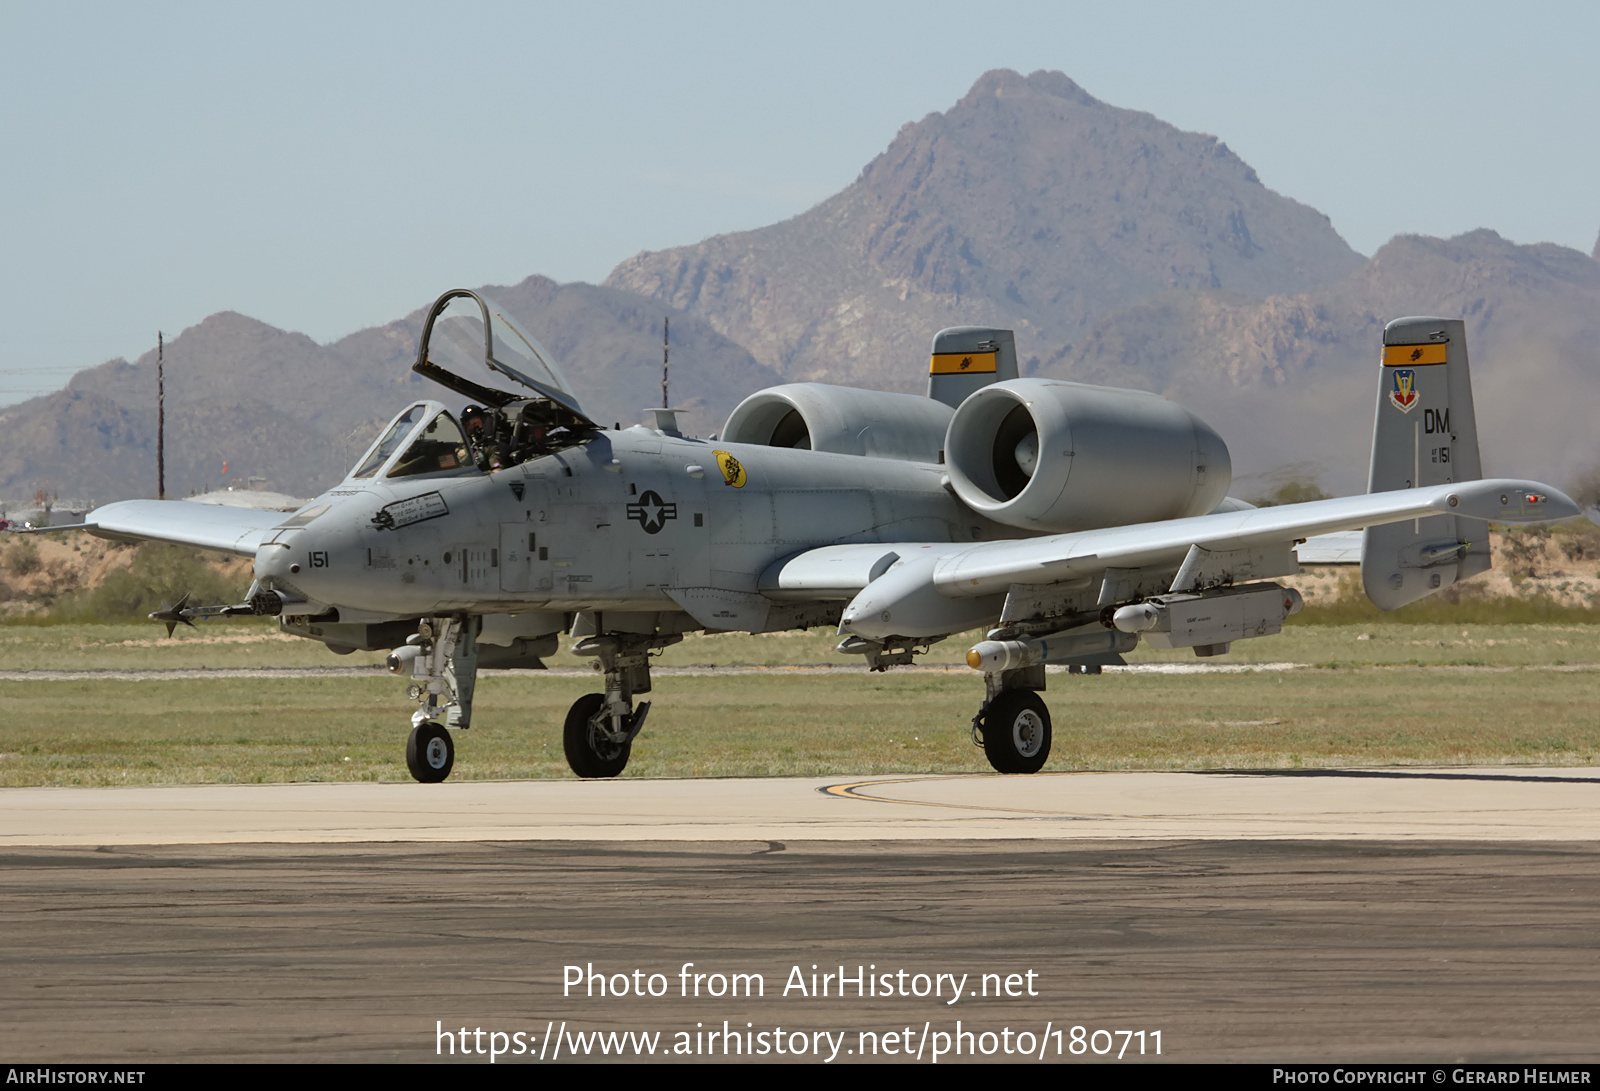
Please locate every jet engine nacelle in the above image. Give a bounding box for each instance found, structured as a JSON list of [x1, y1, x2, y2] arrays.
[[722, 383, 953, 464], [943, 378, 1232, 533]]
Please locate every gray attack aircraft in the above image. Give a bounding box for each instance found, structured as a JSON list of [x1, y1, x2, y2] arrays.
[[61, 290, 1580, 781]]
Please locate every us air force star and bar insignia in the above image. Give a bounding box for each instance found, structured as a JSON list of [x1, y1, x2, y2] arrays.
[[714, 449, 746, 488], [627, 490, 677, 534]]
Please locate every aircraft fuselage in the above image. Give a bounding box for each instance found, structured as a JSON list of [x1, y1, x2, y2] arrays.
[[254, 427, 1002, 620]]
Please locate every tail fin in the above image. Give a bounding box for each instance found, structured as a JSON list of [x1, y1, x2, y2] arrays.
[[927, 326, 1019, 409], [1362, 316, 1491, 609]]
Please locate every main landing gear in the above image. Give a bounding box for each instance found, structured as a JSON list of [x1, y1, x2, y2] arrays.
[[563, 631, 680, 778], [387, 615, 679, 782], [972, 664, 1053, 775], [977, 689, 1052, 774], [961, 615, 1130, 774], [562, 693, 631, 778]]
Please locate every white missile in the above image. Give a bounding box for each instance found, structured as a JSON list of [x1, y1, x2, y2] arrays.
[[386, 645, 423, 675], [1111, 602, 1161, 632], [966, 626, 1136, 672]]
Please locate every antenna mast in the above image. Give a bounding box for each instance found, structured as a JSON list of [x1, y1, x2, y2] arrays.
[[157, 331, 165, 500], [662, 316, 669, 408]]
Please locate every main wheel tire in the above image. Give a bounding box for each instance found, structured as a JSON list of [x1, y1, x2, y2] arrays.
[[406, 722, 454, 783], [981, 690, 1052, 774], [563, 692, 631, 778]]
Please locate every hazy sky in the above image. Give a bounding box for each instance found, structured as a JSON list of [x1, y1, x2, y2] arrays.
[[2, 0, 1595, 404]]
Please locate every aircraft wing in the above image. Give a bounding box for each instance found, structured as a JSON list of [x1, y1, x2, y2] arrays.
[[1295, 531, 1363, 564], [77, 499, 284, 556], [774, 478, 1573, 609], [822, 478, 1576, 641], [929, 478, 1572, 596]]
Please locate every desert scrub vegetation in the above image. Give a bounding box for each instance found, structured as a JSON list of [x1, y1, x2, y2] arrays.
[[47, 543, 249, 623]]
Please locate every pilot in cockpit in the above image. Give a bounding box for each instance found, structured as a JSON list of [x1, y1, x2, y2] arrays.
[[461, 405, 492, 470], [447, 400, 578, 475]]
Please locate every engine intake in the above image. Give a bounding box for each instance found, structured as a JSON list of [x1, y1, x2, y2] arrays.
[[722, 383, 952, 464], [944, 378, 1231, 532]]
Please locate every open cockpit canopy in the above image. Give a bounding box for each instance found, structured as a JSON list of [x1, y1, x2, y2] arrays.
[[405, 289, 601, 473], [415, 290, 588, 418]]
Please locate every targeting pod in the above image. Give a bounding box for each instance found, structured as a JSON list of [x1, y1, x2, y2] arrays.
[[1109, 584, 1304, 654]]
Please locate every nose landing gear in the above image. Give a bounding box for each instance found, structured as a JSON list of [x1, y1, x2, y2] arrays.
[[393, 616, 478, 783], [406, 722, 455, 782]]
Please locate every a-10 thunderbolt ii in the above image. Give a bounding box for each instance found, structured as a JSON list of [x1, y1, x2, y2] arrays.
[[69, 290, 1579, 782]]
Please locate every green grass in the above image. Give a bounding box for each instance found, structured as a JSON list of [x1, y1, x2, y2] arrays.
[[1291, 593, 1600, 626], [0, 623, 392, 670], [17, 615, 1596, 671], [1, 621, 1598, 785], [1127, 622, 1600, 668]]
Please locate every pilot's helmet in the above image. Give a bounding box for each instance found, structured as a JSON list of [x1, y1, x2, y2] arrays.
[[462, 405, 486, 434]]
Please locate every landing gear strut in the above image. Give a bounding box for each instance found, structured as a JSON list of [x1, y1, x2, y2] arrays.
[[973, 665, 1052, 774], [564, 630, 679, 778], [391, 616, 479, 783]]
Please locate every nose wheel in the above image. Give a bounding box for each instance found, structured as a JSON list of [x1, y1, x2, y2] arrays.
[[406, 722, 455, 783]]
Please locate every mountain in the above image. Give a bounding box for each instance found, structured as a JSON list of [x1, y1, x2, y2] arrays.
[[6, 71, 1595, 507], [1057, 230, 1600, 492], [605, 69, 1365, 389], [0, 279, 777, 503]]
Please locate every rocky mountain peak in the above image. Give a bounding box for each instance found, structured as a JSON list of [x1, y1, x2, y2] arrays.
[[606, 69, 1364, 386], [958, 67, 1100, 109]]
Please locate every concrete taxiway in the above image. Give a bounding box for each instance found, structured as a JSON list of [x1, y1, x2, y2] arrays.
[[2, 766, 1597, 845], [4, 769, 1598, 1063]]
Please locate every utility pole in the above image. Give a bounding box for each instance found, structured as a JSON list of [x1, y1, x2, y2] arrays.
[[662, 316, 669, 408], [157, 331, 165, 500]]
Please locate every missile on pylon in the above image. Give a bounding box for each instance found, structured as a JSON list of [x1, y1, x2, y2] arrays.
[[967, 622, 1138, 672]]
